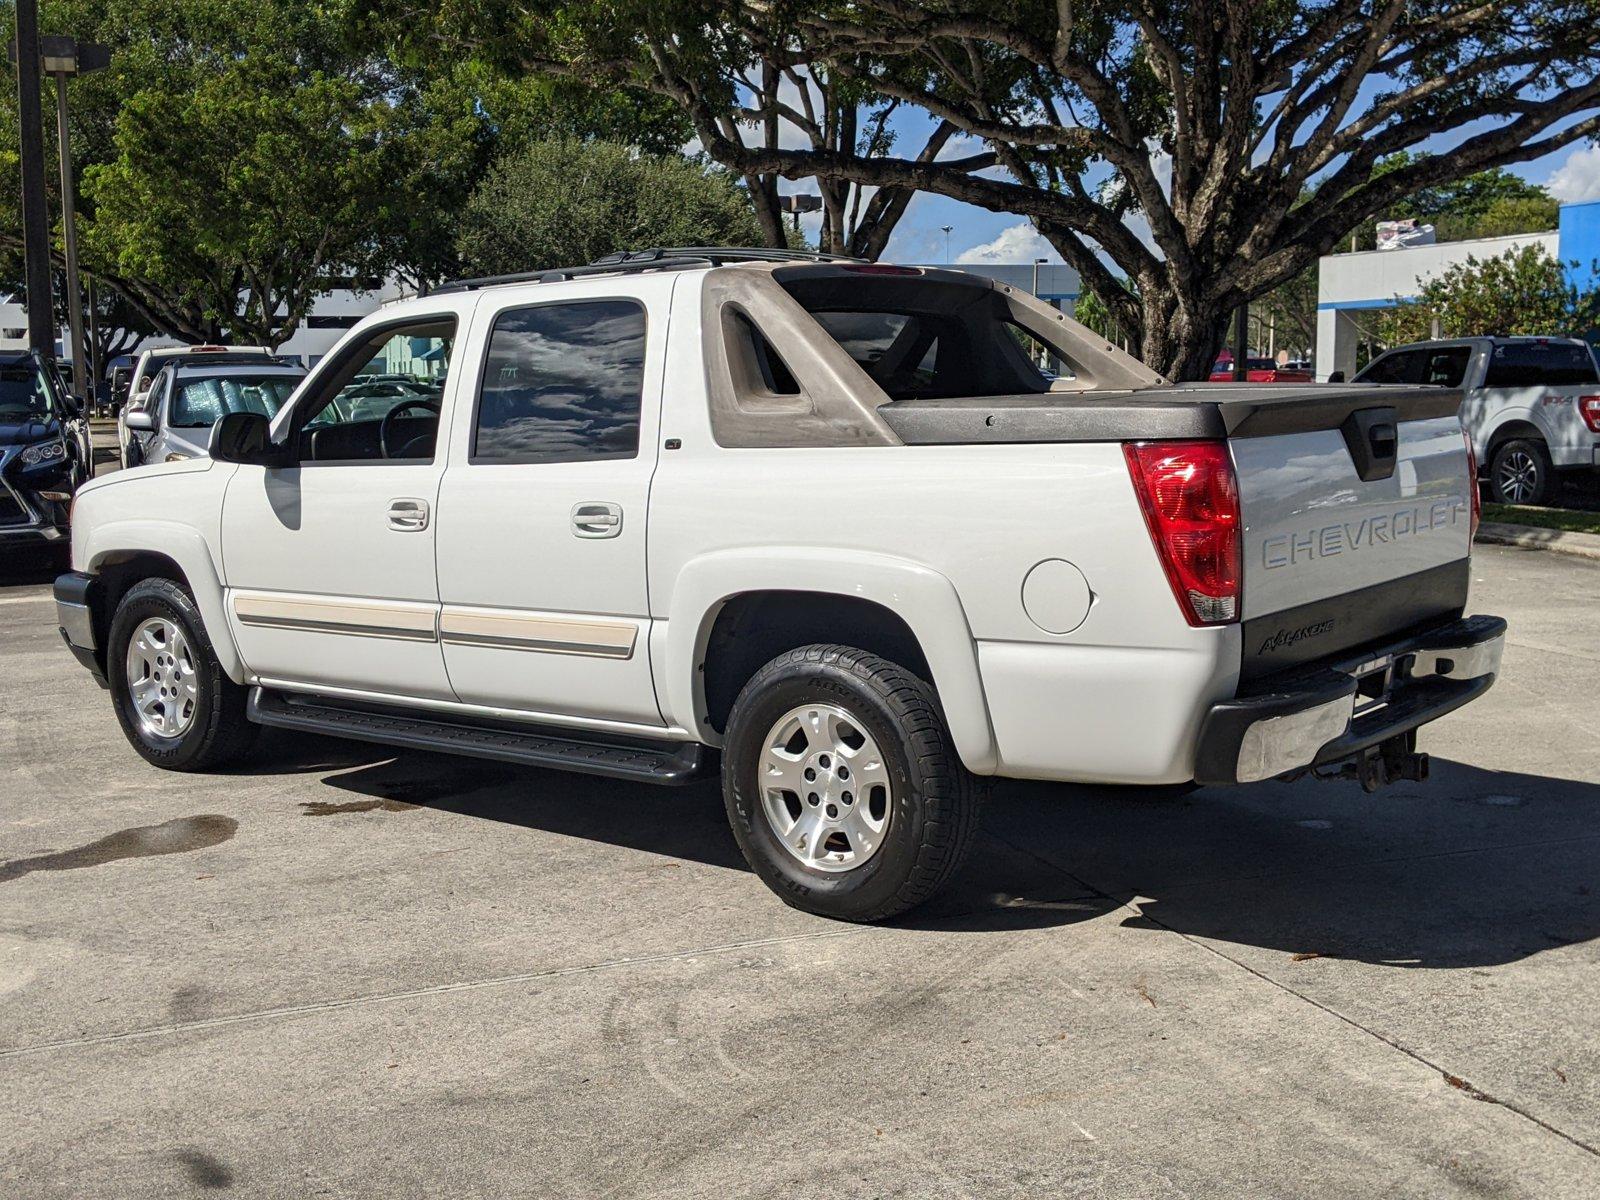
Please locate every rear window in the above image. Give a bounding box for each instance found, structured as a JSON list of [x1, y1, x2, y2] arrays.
[[779, 277, 1058, 400], [1483, 342, 1598, 388], [170, 374, 301, 427]]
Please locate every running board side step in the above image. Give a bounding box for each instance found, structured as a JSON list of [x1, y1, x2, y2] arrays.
[[247, 688, 711, 786]]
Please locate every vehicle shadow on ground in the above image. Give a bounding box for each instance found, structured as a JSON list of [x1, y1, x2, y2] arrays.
[[259, 729, 1600, 970]]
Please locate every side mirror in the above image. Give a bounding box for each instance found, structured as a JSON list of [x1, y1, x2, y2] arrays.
[[210, 411, 293, 466], [1326, 370, 1346, 384], [125, 409, 155, 432]]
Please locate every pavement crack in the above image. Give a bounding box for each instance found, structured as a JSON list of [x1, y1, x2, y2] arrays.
[[0, 927, 863, 1061]]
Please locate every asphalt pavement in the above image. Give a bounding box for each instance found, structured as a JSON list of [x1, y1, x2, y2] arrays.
[[1, 542, 1597, 1198]]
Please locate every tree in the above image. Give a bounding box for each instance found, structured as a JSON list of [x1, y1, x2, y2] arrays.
[[415, 0, 1600, 378], [0, 0, 692, 347], [1375, 245, 1600, 345], [455, 139, 766, 276]]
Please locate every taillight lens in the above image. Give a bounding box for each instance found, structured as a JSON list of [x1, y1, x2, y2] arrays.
[[1579, 395, 1600, 434], [1123, 440, 1242, 625], [1464, 429, 1481, 541]]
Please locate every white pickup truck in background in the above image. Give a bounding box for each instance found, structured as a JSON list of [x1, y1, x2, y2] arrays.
[[55, 249, 1506, 921], [1349, 335, 1600, 505]]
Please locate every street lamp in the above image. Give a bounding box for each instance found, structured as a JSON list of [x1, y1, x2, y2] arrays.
[[779, 192, 822, 234], [39, 35, 111, 404], [941, 225, 953, 261]]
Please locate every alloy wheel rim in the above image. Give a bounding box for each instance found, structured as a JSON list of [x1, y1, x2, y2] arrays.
[[1497, 451, 1537, 503], [125, 617, 199, 740], [758, 703, 893, 873]]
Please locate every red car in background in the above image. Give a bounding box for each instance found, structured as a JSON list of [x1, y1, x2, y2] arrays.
[[1209, 357, 1314, 383]]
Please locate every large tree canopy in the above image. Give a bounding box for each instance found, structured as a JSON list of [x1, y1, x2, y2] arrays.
[[409, 0, 1600, 377]]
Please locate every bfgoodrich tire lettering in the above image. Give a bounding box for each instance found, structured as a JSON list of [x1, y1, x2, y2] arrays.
[[108, 577, 257, 771], [722, 644, 982, 922]]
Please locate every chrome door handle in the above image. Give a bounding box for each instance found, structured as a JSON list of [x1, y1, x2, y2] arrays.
[[571, 501, 623, 539], [388, 497, 430, 531]]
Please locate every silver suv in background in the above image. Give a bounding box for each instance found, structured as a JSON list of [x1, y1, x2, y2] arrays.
[[123, 361, 305, 466], [1349, 336, 1600, 505]]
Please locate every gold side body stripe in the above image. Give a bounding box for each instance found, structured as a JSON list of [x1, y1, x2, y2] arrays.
[[233, 594, 438, 642], [232, 593, 637, 659], [439, 607, 637, 659]]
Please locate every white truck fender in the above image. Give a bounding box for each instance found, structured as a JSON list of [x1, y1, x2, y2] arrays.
[[84, 520, 245, 682], [663, 547, 1000, 775]]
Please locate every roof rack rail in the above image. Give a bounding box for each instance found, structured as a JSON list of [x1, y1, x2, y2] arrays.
[[427, 246, 867, 294]]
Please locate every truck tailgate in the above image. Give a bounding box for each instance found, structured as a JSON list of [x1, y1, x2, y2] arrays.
[[1227, 392, 1472, 679]]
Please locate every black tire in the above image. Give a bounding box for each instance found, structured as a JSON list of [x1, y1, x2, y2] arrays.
[[1488, 437, 1556, 506], [722, 644, 983, 922], [107, 577, 257, 771]]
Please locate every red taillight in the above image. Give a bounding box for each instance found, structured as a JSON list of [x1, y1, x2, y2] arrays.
[[1464, 430, 1481, 541], [1580, 395, 1600, 434], [1123, 440, 1241, 626]]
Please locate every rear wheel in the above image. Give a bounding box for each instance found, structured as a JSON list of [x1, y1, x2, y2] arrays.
[[108, 578, 257, 770], [722, 644, 982, 922], [1488, 437, 1556, 506]]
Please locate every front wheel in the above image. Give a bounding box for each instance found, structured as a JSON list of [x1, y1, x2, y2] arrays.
[[722, 644, 983, 922], [1488, 437, 1556, 506], [107, 577, 257, 770]]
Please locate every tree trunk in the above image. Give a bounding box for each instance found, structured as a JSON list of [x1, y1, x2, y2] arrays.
[[1134, 281, 1234, 382]]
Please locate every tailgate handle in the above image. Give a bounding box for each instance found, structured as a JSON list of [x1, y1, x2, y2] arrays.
[[1340, 407, 1399, 482]]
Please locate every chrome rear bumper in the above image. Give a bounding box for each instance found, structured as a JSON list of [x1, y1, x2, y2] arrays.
[[1195, 614, 1506, 786]]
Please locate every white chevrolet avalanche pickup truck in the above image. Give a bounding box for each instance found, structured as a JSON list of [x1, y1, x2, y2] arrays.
[[55, 249, 1507, 921]]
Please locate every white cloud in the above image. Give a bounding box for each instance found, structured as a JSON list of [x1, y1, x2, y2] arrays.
[[956, 222, 1062, 265], [1546, 144, 1600, 203]]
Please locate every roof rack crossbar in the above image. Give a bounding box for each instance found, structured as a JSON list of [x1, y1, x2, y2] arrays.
[[428, 246, 869, 294]]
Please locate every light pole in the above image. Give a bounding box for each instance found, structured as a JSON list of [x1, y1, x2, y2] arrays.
[[40, 35, 111, 404], [9, 0, 54, 355], [941, 225, 953, 261], [779, 192, 822, 237]]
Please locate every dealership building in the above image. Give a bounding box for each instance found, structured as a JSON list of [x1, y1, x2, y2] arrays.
[[1315, 198, 1600, 381]]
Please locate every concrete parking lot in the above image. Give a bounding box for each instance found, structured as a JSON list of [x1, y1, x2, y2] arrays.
[[2, 541, 1597, 1198]]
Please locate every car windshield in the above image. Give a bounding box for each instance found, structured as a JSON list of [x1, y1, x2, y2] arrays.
[[170, 374, 301, 427], [0, 362, 51, 419]]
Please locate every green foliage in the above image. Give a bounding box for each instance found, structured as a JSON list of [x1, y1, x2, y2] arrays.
[[455, 139, 765, 276], [1342, 159, 1557, 250], [1375, 246, 1600, 344], [0, 0, 696, 345], [1073, 282, 1135, 340]]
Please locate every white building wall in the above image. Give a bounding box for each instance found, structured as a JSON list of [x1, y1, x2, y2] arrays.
[[1314, 230, 1559, 381]]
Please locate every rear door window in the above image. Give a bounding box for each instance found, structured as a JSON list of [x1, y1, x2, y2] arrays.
[[472, 300, 646, 463], [1422, 347, 1471, 387], [1482, 342, 1599, 387]]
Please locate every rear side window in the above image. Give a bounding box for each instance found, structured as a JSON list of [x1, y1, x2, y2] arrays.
[[1357, 349, 1424, 384], [473, 300, 646, 463], [1423, 347, 1471, 387], [1483, 342, 1598, 388]]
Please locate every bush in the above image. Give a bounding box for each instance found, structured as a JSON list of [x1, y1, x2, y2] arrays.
[[456, 139, 765, 276]]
